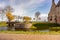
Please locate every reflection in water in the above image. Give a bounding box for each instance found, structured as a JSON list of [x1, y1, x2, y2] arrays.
[[0, 27, 50, 32], [40, 30, 49, 32], [0, 27, 8, 30]]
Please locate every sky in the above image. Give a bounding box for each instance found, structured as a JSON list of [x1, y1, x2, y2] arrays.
[[0, 0, 59, 21]]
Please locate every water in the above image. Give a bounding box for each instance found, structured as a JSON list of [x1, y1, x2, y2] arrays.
[[0, 27, 50, 32], [0, 27, 8, 30], [40, 30, 50, 32]]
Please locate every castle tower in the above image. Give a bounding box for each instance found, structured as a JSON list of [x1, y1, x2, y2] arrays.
[[57, 0, 60, 7], [55, 0, 60, 24], [48, 0, 56, 23], [50, 0, 56, 13], [52, 0, 55, 4]]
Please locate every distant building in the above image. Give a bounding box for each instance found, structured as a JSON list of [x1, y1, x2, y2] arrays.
[[48, 0, 60, 24]]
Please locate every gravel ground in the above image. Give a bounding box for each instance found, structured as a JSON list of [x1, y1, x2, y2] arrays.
[[0, 34, 60, 40]]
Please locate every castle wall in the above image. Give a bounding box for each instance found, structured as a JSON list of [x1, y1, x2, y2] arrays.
[[48, 0, 56, 23], [56, 7, 60, 24], [48, 8, 56, 23], [48, 0, 60, 24]]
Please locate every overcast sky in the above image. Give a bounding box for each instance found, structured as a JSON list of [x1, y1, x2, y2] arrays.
[[0, 0, 59, 21]]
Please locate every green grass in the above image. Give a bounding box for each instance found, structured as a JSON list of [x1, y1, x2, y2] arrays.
[[0, 22, 8, 27], [33, 22, 60, 30], [0, 31, 60, 34]]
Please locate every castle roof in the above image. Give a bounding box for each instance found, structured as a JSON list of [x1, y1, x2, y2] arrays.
[[49, 0, 56, 15], [56, 0, 60, 7]]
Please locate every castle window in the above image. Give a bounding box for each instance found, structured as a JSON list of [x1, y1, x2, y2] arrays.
[[50, 19, 52, 21], [50, 16, 52, 21], [55, 15, 57, 23]]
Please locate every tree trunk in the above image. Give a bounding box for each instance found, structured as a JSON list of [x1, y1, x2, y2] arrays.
[[8, 20, 11, 30]]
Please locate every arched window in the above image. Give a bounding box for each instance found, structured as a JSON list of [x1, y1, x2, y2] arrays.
[[55, 15, 57, 23], [50, 16, 52, 21]]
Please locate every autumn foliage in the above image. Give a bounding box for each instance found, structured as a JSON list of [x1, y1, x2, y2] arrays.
[[6, 11, 15, 21], [23, 16, 31, 21]]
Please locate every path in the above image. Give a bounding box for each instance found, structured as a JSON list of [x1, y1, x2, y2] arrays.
[[0, 34, 60, 40]]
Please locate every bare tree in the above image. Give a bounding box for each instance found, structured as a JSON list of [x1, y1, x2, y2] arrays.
[[14, 15, 23, 22], [35, 11, 40, 21], [4, 6, 14, 13], [0, 8, 6, 21], [4, 6, 14, 22], [0, 6, 14, 21]]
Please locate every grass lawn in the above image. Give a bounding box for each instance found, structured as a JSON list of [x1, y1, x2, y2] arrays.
[[0, 22, 8, 27], [0, 31, 60, 34], [33, 22, 60, 30]]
